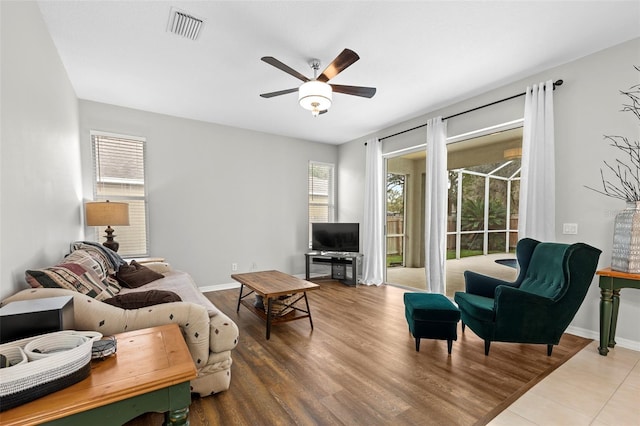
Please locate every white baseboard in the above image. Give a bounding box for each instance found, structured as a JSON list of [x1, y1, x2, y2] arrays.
[[566, 325, 640, 352], [200, 273, 309, 293], [199, 275, 310, 293], [199, 282, 240, 293]]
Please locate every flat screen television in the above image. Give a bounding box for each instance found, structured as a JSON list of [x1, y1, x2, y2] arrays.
[[311, 222, 359, 253]]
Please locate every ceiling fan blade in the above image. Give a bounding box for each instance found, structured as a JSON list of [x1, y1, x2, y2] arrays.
[[317, 49, 360, 82], [261, 56, 309, 82], [331, 84, 376, 98], [260, 88, 298, 98]]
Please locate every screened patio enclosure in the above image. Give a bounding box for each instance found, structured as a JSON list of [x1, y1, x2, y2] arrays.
[[447, 159, 520, 260]]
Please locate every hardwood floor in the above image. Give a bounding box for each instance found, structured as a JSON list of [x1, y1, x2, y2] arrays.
[[127, 280, 590, 426]]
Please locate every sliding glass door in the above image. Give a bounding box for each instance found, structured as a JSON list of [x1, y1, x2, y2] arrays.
[[385, 152, 427, 290], [445, 127, 521, 296], [387, 173, 406, 268], [383, 126, 522, 294]]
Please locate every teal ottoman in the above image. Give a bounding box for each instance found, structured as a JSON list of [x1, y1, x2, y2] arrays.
[[404, 293, 460, 354]]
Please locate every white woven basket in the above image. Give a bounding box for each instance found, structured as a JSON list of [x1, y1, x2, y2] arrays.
[[24, 332, 99, 361], [0, 331, 101, 411], [0, 347, 27, 368]]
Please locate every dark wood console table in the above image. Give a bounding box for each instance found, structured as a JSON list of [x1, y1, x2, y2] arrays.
[[305, 252, 362, 286]]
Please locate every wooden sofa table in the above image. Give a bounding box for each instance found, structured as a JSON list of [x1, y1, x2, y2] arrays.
[[232, 270, 320, 339], [0, 324, 197, 426]]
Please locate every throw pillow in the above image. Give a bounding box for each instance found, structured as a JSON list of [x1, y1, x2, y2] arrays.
[[70, 243, 114, 276], [25, 250, 121, 301], [64, 245, 120, 294], [102, 290, 182, 309], [70, 241, 126, 275], [116, 260, 164, 288]]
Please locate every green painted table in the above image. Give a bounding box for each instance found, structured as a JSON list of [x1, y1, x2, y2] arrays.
[[597, 267, 640, 356], [1, 324, 197, 425]]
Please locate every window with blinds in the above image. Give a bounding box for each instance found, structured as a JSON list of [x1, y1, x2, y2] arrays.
[[91, 132, 149, 257], [308, 161, 335, 245]]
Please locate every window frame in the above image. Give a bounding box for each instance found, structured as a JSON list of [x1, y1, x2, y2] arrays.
[[90, 130, 150, 257], [308, 161, 336, 246]]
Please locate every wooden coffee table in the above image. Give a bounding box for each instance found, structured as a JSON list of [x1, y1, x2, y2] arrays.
[[232, 270, 320, 339], [0, 324, 197, 426]]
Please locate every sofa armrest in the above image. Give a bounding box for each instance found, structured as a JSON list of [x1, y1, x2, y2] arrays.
[[140, 262, 172, 274], [209, 310, 239, 353], [1, 288, 211, 368]]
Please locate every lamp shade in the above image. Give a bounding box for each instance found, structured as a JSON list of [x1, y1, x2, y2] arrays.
[[85, 201, 130, 226], [298, 81, 332, 114]]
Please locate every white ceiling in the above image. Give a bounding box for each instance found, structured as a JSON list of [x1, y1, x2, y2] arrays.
[[37, 1, 640, 145]]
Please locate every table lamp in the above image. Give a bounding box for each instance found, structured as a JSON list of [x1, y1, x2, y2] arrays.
[[85, 200, 130, 252]]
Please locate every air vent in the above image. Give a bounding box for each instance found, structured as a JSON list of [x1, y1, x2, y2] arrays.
[[167, 7, 204, 40]]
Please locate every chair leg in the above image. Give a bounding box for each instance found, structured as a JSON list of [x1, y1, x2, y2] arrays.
[[447, 339, 453, 354], [484, 340, 491, 355], [461, 321, 466, 332], [547, 344, 553, 356], [415, 338, 420, 352]]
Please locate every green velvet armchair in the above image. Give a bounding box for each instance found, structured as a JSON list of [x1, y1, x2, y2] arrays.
[[454, 238, 601, 355]]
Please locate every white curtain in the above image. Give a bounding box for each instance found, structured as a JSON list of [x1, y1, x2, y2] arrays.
[[519, 80, 556, 241], [362, 138, 384, 286], [424, 117, 447, 294]]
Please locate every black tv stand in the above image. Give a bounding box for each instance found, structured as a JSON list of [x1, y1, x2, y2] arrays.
[[305, 252, 362, 286]]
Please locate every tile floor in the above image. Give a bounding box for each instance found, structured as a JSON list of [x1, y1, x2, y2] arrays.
[[488, 341, 640, 426], [386, 253, 519, 297]]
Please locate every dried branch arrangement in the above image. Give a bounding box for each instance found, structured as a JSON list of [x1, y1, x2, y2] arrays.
[[586, 66, 640, 202]]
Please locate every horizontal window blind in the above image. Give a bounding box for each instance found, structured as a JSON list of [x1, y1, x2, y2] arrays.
[[91, 132, 149, 257], [308, 161, 335, 222], [308, 161, 335, 245]]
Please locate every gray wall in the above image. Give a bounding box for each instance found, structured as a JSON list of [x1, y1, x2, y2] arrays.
[[338, 38, 640, 349], [1, 1, 82, 300], [79, 101, 337, 288]]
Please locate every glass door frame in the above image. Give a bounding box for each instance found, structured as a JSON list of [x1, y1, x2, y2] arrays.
[[383, 146, 426, 284]]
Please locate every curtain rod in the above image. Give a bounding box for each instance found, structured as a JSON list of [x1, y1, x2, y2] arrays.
[[375, 79, 563, 143]]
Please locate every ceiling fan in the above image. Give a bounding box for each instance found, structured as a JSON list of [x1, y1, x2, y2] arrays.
[[260, 48, 376, 117]]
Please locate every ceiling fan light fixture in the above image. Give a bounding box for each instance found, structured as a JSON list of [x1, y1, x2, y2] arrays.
[[299, 81, 332, 116]]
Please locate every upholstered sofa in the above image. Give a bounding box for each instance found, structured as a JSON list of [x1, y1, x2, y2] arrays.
[[0, 242, 239, 396]]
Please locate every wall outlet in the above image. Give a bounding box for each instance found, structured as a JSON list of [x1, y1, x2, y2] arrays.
[[231, 263, 238, 271], [562, 223, 578, 235], [251, 262, 257, 270]]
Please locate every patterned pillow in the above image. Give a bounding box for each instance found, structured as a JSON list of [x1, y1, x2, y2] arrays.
[[63, 250, 107, 278], [65, 249, 122, 290], [70, 243, 117, 276], [25, 251, 121, 301]]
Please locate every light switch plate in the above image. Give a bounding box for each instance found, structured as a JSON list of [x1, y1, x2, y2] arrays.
[[562, 223, 578, 235]]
